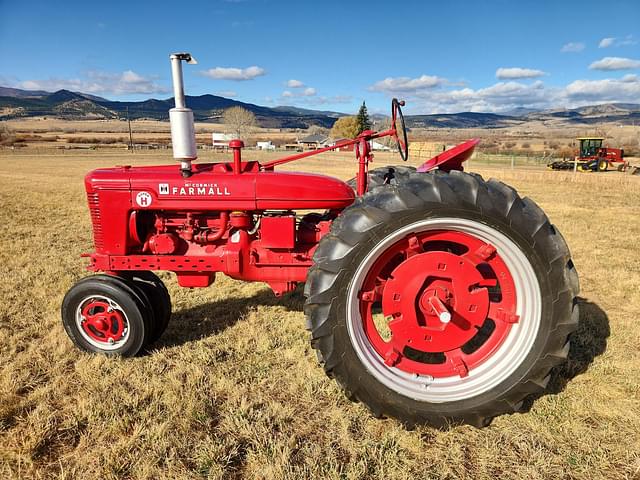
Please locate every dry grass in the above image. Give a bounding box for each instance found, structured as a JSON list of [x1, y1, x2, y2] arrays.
[[0, 148, 639, 479]]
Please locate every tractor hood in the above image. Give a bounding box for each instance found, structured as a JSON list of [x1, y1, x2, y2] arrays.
[[85, 161, 355, 212]]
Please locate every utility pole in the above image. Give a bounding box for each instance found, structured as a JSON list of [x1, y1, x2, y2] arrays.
[[126, 106, 133, 151]]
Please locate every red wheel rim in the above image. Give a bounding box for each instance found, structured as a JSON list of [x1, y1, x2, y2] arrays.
[[358, 230, 518, 378], [79, 298, 127, 345]]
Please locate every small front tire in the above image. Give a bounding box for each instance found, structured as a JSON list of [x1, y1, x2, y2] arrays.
[[62, 276, 151, 356], [121, 271, 172, 344]]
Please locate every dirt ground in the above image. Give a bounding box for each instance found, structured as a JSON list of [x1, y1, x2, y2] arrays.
[[0, 148, 639, 479]]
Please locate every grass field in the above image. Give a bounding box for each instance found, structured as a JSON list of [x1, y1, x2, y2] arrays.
[[1, 149, 639, 479]]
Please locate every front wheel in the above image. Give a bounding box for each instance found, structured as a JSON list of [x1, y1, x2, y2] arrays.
[[597, 159, 609, 172], [305, 171, 579, 427], [62, 275, 152, 356], [120, 271, 172, 344]]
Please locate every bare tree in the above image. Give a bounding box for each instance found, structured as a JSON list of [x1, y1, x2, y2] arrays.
[[307, 125, 329, 136], [0, 122, 15, 146], [222, 107, 257, 140], [373, 118, 396, 147]]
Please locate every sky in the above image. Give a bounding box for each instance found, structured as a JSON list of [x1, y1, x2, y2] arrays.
[[0, 0, 639, 115]]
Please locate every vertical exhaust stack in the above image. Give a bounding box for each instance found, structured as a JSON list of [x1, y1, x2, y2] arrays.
[[169, 53, 198, 177]]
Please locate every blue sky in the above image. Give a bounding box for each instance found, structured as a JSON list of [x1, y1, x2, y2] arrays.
[[1, 0, 639, 114]]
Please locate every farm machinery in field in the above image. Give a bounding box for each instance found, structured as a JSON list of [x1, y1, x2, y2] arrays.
[[62, 53, 580, 428], [548, 137, 626, 172]]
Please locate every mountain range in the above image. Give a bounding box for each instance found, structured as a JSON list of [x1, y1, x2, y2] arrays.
[[1, 86, 639, 129]]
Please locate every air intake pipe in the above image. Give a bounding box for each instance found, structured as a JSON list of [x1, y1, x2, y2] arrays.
[[169, 53, 198, 177]]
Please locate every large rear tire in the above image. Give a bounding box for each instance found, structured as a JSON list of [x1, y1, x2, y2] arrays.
[[597, 159, 609, 172], [346, 165, 416, 191], [305, 171, 579, 427]]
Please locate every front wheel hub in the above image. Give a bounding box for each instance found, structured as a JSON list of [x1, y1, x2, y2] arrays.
[[76, 296, 129, 349]]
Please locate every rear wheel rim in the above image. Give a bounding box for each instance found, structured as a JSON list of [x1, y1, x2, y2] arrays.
[[76, 295, 130, 350], [346, 217, 541, 403]]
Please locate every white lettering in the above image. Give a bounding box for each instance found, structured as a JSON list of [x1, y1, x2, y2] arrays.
[[167, 184, 232, 196]]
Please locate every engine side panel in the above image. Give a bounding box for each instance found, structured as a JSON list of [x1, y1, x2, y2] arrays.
[[84, 161, 348, 291]]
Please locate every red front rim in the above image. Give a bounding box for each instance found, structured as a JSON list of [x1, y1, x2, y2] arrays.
[[358, 230, 518, 378], [79, 299, 127, 345]]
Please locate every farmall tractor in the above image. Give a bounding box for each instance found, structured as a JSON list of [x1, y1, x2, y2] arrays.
[[62, 53, 580, 428]]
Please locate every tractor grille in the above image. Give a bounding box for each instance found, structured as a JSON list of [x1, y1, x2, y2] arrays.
[[86, 192, 104, 250]]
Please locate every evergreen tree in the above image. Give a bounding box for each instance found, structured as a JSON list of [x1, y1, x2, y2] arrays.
[[356, 101, 372, 134]]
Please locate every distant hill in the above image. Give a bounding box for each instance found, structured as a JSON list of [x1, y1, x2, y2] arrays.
[[1, 86, 639, 129], [403, 103, 640, 128], [271, 105, 344, 118], [0, 86, 52, 98], [0, 88, 343, 129], [522, 103, 640, 124], [404, 112, 519, 129]]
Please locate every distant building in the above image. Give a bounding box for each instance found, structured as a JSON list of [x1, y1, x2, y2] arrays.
[[298, 133, 329, 150], [256, 141, 276, 150], [371, 141, 391, 151], [212, 133, 233, 150], [328, 138, 354, 152], [284, 143, 303, 152], [326, 138, 390, 152]]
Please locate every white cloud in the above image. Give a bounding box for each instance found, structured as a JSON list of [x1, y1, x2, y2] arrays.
[[281, 87, 317, 99], [589, 57, 640, 71], [599, 36, 638, 48], [369, 75, 444, 93], [279, 93, 352, 106], [495, 67, 546, 79], [618, 35, 638, 46], [385, 79, 553, 114], [396, 74, 640, 114], [599, 37, 615, 48], [215, 90, 237, 98], [561, 42, 585, 53], [281, 81, 316, 97], [311, 95, 352, 105], [199, 66, 265, 81], [17, 70, 169, 95], [231, 20, 254, 28], [286, 79, 304, 88], [564, 76, 640, 103], [300, 95, 352, 105]]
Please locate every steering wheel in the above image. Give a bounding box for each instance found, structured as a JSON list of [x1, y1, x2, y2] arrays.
[[392, 98, 409, 161]]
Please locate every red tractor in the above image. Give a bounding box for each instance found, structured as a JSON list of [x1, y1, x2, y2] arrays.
[[62, 53, 580, 428], [548, 137, 626, 172]]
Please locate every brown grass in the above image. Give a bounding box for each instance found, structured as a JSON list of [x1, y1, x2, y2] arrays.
[[0, 148, 639, 479]]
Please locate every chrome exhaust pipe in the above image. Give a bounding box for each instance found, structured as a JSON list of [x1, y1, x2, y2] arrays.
[[169, 53, 197, 177]]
